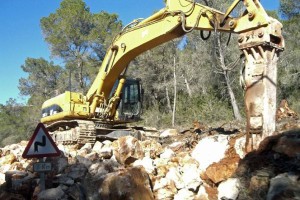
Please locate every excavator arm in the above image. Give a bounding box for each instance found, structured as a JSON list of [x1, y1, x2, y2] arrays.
[[41, 0, 284, 147]]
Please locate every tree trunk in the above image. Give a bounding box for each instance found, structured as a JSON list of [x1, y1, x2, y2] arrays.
[[224, 71, 242, 121], [164, 76, 172, 113], [216, 34, 242, 121], [77, 58, 84, 90], [172, 56, 177, 127], [184, 76, 192, 97]]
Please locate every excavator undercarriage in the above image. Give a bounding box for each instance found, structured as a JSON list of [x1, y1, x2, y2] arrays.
[[46, 120, 142, 145]]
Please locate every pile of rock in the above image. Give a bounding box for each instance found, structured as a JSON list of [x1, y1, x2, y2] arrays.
[[276, 99, 298, 121], [0, 126, 300, 200]]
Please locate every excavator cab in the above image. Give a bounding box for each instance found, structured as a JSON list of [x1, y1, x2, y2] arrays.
[[113, 78, 143, 122]]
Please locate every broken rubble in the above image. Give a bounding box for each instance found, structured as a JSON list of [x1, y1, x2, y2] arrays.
[[160, 148, 175, 159], [0, 153, 16, 165], [141, 139, 163, 158], [67, 163, 87, 181], [166, 167, 184, 189], [153, 177, 177, 200], [91, 141, 103, 154], [0, 125, 299, 200], [88, 158, 121, 179], [53, 174, 74, 186], [160, 129, 179, 138], [174, 188, 195, 200]]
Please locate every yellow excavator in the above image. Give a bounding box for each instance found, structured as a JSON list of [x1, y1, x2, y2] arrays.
[[41, 0, 284, 145]]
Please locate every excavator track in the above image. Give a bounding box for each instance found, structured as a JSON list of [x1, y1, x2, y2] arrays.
[[46, 120, 96, 145], [46, 120, 143, 145]]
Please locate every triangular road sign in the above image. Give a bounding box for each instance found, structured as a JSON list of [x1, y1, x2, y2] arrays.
[[22, 123, 61, 158]]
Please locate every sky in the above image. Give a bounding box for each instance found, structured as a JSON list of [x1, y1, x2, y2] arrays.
[[0, 0, 279, 105]]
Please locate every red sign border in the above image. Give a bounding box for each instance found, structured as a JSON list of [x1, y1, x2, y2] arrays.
[[22, 123, 61, 158]]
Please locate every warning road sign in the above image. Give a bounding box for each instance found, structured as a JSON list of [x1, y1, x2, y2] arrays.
[[22, 123, 61, 158]]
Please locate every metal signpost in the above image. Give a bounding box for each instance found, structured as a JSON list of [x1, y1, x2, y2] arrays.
[[22, 123, 60, 191]]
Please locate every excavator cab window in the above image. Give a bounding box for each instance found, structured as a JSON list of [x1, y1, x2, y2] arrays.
[[123, 83, 139, 104], [42, 104, 63, 117]]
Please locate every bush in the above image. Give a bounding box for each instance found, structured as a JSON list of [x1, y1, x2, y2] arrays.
[[138, 93, 236, 129]]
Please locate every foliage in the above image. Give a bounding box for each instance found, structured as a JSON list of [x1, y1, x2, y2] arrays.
[[139, 93, 234, 129], [0, 99, 31, 147], [277, 0, 300, 114], [280, 0, 300, 18], [40, 0, 122, 92], [19, 58, 62, 97], [129, 40, 180, 113], [40, 0, 93, 60], [1, 57, 61, 146], [175, 94, 235, 127]]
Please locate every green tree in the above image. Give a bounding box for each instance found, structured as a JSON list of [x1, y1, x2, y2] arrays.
[[19, 58, 62, 97], [278, 0, 300, 113], [0, 99, 29, 147], [40, 0, 93, 91], [18, 58, 63, 128], [40, 0, 122, 92]]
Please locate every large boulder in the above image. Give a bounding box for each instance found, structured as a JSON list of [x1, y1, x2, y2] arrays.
[[272, 129, 300, 157], [112, 136, 144, 165], [192, 135, 230, 172], [99, 166, 154, 200], [205, 156, 239, 184], [267, 173, 300, 200], [37, 186, 66, 200]]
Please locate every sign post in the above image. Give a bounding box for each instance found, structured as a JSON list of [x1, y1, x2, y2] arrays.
[[22, 123, 60, 191]]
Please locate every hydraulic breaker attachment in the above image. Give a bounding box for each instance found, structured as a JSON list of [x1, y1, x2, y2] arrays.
[[239, 18, 284, 149]]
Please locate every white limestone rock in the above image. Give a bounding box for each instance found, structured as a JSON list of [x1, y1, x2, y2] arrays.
[[218, 178, 241, 200], [192, 135, 229, 172]]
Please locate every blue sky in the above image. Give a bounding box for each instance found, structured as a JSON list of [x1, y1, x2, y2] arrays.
[[0, 0, 279, 105]]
